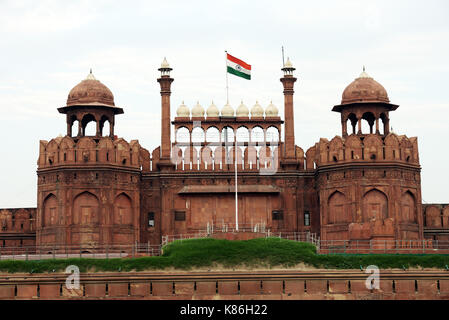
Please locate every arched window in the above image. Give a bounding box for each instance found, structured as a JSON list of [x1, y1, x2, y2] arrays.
[[191, 127, 205, 143], [206, 126, 220, 143], [175, 127, 190, 143], [71, 116, 80, 137], [266, 126, 279, 143], [100, 115, 111, 137], [251, 126, 264, 143], [362, 112, 375, 134], [81, 114, 96, 136], [236, 126, 249, 143], [348, 113, 357, 135]]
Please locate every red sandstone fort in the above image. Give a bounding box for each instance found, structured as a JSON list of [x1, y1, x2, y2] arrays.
[[0, 58, 448, 250]]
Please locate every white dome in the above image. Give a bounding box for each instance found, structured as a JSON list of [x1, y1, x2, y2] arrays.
[[236, 101, 249, 117], [176, 101, 190, 117], [250, 101, 264, 117], [284, 57, 293, 68], [206, 101, 219, 117], [265, 101, 278, 117], [191, 101, 205, 117], [221, 102, 235, 117], [161, 57, 170, 68]]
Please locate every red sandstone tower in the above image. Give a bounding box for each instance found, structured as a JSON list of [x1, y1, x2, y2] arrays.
[[36, 71, 141, 249], [308, 69, 423, 244], [157, 58, 175, 171], [280, 58, 298, 170]]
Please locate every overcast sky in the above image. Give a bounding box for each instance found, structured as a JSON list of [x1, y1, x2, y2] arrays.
[[0, 0, 448, 207]]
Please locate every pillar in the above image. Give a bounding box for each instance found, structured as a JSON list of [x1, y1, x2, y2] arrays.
[[342, 116, 347, 137], [67, 121, 72, 137], [357, 118, 362, 134], [384, 117, 390, 135], [110, 120, 114, 138], [157, 72, 174, 160], [280, 72, 297, 159]]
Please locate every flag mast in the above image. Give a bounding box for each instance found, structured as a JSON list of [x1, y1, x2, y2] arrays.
[[225, 50, 229, 103], [225, 50, 239, 232]]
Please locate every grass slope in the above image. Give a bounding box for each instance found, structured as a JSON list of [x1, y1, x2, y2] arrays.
[[0, 238, 449, 273]]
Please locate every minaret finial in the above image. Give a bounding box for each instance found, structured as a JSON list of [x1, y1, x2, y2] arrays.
[[363, 65, 365, 72], [90, 68, 92, 74]]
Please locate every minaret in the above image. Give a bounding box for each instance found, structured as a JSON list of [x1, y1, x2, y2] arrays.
[[280, 58, 297, 165], [157, 58, 174, 167]]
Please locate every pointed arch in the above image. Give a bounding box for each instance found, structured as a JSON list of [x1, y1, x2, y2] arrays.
[[175, 126, 190, 143], [327, 191, 348, 224], [362, 189, 388, 221], [43, 193, 58, 227], [205, 126, 220, 143], [73, 191, 99, 225], [401, 191, 417, 223], [81, 113, 97, 136], [114, 193, 133, 225]]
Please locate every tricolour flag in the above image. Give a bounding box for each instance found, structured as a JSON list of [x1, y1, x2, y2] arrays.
[[226, 53, 251, 80]]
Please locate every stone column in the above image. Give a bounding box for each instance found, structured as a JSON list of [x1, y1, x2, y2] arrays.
[[280, 74, 297, 159], [157, 75, 174, 160], [67, 120, 72, 137], [342, 115, 348, 137], [110, 120, 114, 138], [385, 117, 390, 135]]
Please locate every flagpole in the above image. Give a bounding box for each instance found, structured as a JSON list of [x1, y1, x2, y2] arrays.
[[235, 129, 238, 232], [225, 50, 229, 103], [226, 50, 238, 232]]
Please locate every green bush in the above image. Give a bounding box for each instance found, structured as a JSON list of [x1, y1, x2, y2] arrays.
[[0, 238, 448, 273]]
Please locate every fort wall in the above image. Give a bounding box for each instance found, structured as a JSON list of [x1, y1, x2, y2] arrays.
[[0, 270, 448, 300]]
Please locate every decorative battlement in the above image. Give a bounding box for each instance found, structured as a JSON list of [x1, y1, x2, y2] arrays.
[[305, 133, 419, 169], [38, 136, 142, 170]]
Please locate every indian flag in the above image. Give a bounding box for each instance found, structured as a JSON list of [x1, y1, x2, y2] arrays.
[[227, 53, 251, 80]]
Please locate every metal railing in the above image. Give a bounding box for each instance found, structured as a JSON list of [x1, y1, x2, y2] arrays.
[[317, 239, 446, 254], [267, 231, 320, 247], [4, 235, 448, 261], [0, 243, 161, 261]]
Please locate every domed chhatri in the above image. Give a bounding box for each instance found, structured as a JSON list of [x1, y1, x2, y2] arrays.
[[221, 102, 235, 117], [191, 101, 205, 117], [176, 101, 190, 117], [206, 101, 219, 117], [66, 70, 115, 108], [236, 101, 249, 117], [250, 101, 264, 117], [341, 68, 390, 105], [265, 101, 279, 117]]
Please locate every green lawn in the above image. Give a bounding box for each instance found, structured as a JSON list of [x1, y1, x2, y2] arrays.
[[0, 238, 449, 273]]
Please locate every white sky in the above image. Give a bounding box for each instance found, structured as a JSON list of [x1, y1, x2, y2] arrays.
[[0, 0, 448, 207]]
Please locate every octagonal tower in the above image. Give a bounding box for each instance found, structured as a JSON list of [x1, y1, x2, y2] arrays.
[[36, 71, 142, 250], [308, 69, 423, 245]]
